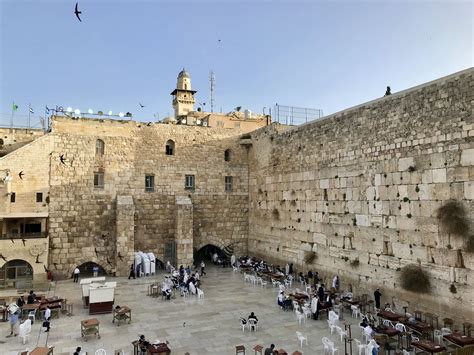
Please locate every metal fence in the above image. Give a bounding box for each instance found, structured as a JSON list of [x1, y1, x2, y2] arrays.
[[273, 104, 323, 125], [0, 112, 47, 130]]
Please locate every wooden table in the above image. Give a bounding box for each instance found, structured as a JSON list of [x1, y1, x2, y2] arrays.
[[147, 343, 171, 355], [377, 310, 404, 322], [411, 340, 446, 354], [21, 303, 40, 319], [443, 333, 474, 347], [112, 306, 131, 326], [29, 347, 54, 355], [289, 293, 308, 301], [81, 318, 100, 340], [402, 318, 433, 338]]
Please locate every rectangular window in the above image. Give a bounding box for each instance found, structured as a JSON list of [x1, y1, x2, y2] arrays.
[[185, 175, 195, 190], [94, 171, 104, 188], [36, 192, 43, 203], [217, 121, 224, 127], [145, 175, 155, 192], [10, 192, 15, 203], [225, 176, 233, 192], [234, 122, 241, 128]]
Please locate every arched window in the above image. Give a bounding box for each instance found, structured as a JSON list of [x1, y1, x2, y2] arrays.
[[96, 139, 105, 156], [224, 149, 232, 162], [166, 140, 175, 156], [0, 259, 33, 287]]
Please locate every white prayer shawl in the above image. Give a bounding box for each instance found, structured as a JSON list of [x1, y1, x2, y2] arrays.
[[311, 297, 318, 313], [332, 276, 338, 289], [231, 255, 236, 265], [189, 282, 196, 295]]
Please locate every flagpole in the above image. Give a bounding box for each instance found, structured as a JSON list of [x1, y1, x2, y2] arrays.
[[28, 103, 31, 133], [11, 101, 14, 129]]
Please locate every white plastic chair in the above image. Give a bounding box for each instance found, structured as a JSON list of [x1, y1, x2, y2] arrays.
[[302, 306, 312, 318], [296, 331, 307, 347], [248, 318, 258, 332], [232, 266, 239, 272], [244, 273, 250, 282], [271, 278, 280, 288], [240, 318, 247, 332], [27, 309, 36, 324], [296, 310, 305, 324], [95, 350, 107, 355], [434, 329, 443, 344], [402, 349, 413, 355], [359, 325, 368, 343], [261, 279, 268, 287], [395, 322, 406, 332], [197, 287, 204, 299], [383, 319, 394, 328], [322, 337, 331, 353], [366, 340, 379, 355], [441, 327, 452, 336], [335, 326, 347, 342], [353, 339, 367, 355], [305, 284, 312, 293], [329, 310, 339, 323], [327, 342, 338, 355], [351, 305, 360, 319], [327, 320, 337, 334], [411, 335, 420, 342], [18, 319, 31, 345]]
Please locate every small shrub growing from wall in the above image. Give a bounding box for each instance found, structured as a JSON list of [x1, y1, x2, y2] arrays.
[[272, 208, 280, 221], [437, 201, 469, 236], [400, 264, 431, 294], [449, 284, 457, 294], [304, 251, 317, 264]]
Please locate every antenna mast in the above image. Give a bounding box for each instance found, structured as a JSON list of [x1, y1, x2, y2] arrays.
[[209, 70, 215, 113]]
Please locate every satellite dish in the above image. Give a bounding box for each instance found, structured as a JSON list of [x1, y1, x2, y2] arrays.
[[74, 109, 81, 115], [118, 112, 124, 118], [88, 109, 93, 114], [235, 106, 242, 112], [66, 107, 73, 113], [108, 111, 113, 116], [196, 119, 201, 125], [203, 122, 208, 127], [181, 119, 187, 125]]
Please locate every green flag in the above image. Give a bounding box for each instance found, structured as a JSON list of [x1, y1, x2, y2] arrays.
[[12, 103, 18, 111]]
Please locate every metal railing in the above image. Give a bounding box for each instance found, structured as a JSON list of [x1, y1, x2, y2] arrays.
[[0, 232, 46, 239], [273, 104, 323, 125]]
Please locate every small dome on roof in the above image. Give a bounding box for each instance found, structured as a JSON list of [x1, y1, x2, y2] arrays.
[[178, 68, 190, 79]]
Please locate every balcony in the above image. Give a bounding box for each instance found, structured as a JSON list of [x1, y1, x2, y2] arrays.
[[0, 232, 47, 239]]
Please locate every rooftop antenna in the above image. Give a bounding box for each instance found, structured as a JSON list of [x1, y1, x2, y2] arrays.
[[209, 70, 215, 113]]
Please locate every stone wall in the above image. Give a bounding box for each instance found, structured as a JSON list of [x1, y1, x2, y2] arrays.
[[0, 128, 44, 157], [46, 117, 249, 275], [247, 68, 474, 323]]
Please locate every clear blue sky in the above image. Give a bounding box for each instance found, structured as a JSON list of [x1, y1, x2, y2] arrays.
[[0, 0, 472, 125]]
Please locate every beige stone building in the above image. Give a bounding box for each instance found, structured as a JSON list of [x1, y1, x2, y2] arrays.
[[0, 68, 472, 324]]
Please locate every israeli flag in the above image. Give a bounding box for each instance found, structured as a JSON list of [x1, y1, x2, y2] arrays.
[[29, 107, 34, 114]]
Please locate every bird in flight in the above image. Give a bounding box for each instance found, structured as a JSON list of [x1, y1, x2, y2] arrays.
[[106, 257, 113, 266], [147, 122, 152, 126], [18, 171, 24, 180], [74, 3, 82, 22], [35, 255, 41, 264], [118, 252, 124, 261], [139, 103, 145, 108], [21, 239, 26, 246], [0, 254, 7, 262], [60, 154, 67, 165]]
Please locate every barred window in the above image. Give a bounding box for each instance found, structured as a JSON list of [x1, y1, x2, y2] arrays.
[[96, 139, 105, 155], [94, 171, 104, 188], [145, 175, 155, 192], [225, 176, 233, 192], [185, 175, 195, 190]]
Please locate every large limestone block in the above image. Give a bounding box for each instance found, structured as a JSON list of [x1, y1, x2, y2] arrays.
[[460, 148, 474, 166], [398, 157, 414, 171], [464, 181, 474, 199]]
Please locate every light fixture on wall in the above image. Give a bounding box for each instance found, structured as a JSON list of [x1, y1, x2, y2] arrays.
[[108, 111, 113, 116], [66, 107, 73, 113], [74, 109, 81, 115], [118, 112, 124, 118], [88, 109, 94, 114]]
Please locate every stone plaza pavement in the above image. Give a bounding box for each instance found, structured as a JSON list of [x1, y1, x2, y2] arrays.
[[1, 266, 361, 354]]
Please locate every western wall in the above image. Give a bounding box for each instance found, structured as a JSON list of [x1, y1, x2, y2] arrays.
[[247, 68, 473, 322]]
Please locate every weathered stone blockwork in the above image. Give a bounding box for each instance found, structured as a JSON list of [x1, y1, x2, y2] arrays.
[[47, 118, 249, 275], [248, 69, 473, 322]]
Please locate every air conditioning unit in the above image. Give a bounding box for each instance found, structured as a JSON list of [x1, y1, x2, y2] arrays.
[[203, 122, 208, 127]]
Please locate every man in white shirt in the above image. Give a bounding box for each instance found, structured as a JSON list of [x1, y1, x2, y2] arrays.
[[73, 267, 80, 282], [43, 306, 51, 332], [364, 324, 375, 341]]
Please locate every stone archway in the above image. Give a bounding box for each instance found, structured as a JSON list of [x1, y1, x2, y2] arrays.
[[193, 243, 231, 267], [77, 261, 107, 277], [0, 259, 33, 288]]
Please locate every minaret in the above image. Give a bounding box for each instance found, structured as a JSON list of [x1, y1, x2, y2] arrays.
[[170, 69, 197, 118]]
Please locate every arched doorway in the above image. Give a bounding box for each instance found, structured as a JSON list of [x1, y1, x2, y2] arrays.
[[0, 259, 33, 288], [77, 262, 107, 277], [194, 244, 230, 266]]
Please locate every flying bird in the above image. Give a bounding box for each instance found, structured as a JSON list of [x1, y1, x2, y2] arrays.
[[53, 263, 58, 270], [139, 103, 145, 108], [60, 154, 67, 165], [74, 3, 82, 22], [147, 122, 152, 126], [0, 254, 7, 262], [183, 322, 186, 327], [18, 171, 24, 180], [118, 252, 124, 261], [94, 247, 99, 256], [10, 238, 14, 244], [35, 255, 41, 264], [43, 265, 49, 273], [21, 239, 26, 247], [106, 257, 113, 266]]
